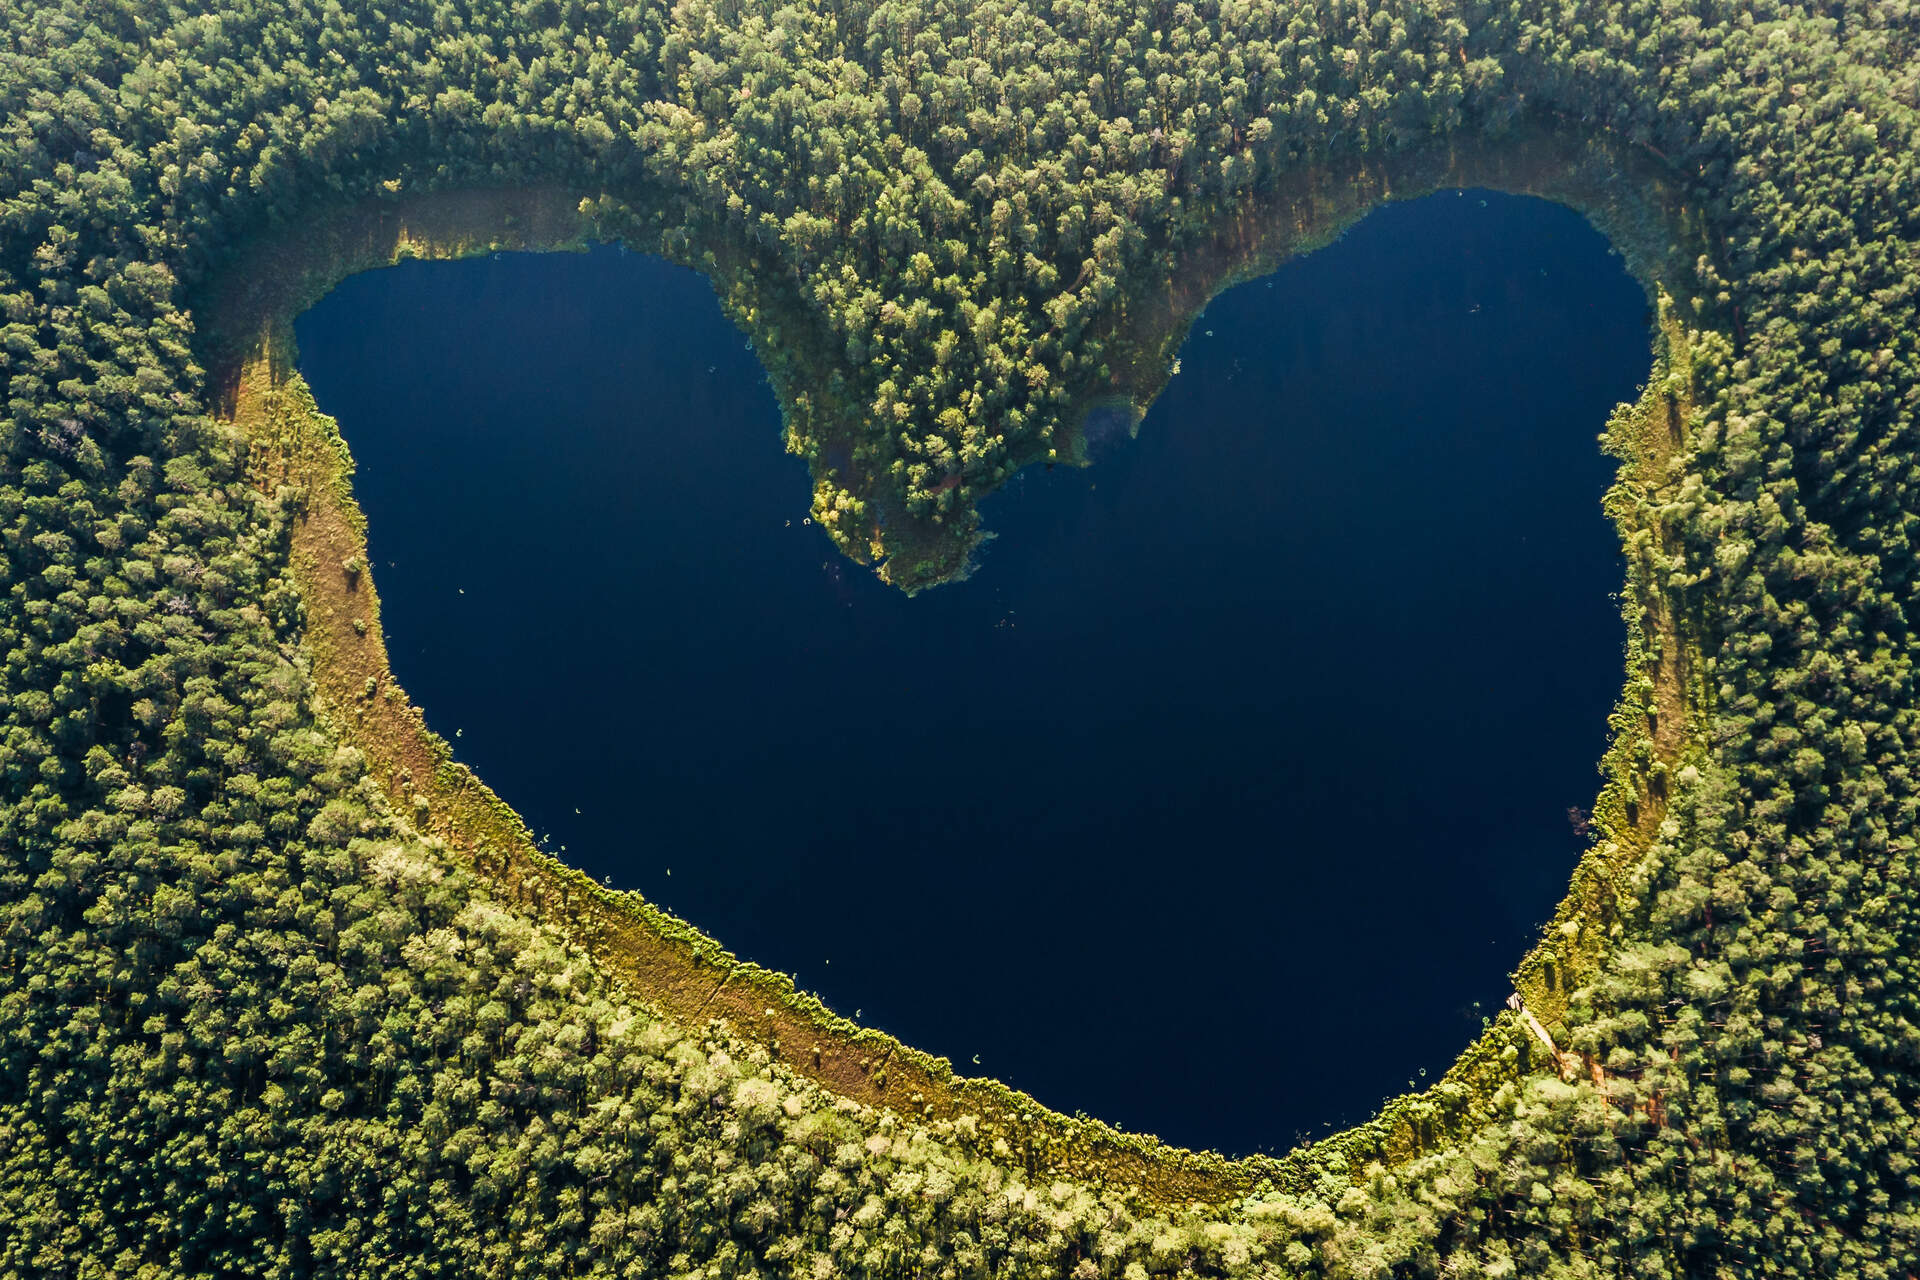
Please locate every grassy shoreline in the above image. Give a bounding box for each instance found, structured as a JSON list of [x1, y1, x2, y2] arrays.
[[199, 122, 1715, 1202]]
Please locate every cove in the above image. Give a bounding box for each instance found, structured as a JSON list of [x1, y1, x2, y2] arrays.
[[293, 189, 1649, 1156]]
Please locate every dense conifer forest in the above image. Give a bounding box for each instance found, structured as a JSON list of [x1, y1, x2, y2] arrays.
[[2, 0, 1917, 1276]]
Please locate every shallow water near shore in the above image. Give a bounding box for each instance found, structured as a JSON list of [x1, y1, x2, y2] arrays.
[[295, 188, 1649, 1156]]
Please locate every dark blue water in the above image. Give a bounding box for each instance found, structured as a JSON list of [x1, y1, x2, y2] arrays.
[[295, 190, 1649, 1156]]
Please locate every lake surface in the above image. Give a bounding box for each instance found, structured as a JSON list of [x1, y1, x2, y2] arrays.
[[295, 190, 1649, 1155]]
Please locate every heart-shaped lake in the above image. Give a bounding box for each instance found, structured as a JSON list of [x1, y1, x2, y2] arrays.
[[294, 188, 1650, 1155]]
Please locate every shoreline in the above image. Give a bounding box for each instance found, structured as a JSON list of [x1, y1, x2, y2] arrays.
[[197, 120, 1713, 1201]]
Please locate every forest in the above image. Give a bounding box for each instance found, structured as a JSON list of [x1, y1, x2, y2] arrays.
[[2, 0, 1918, 1277]]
